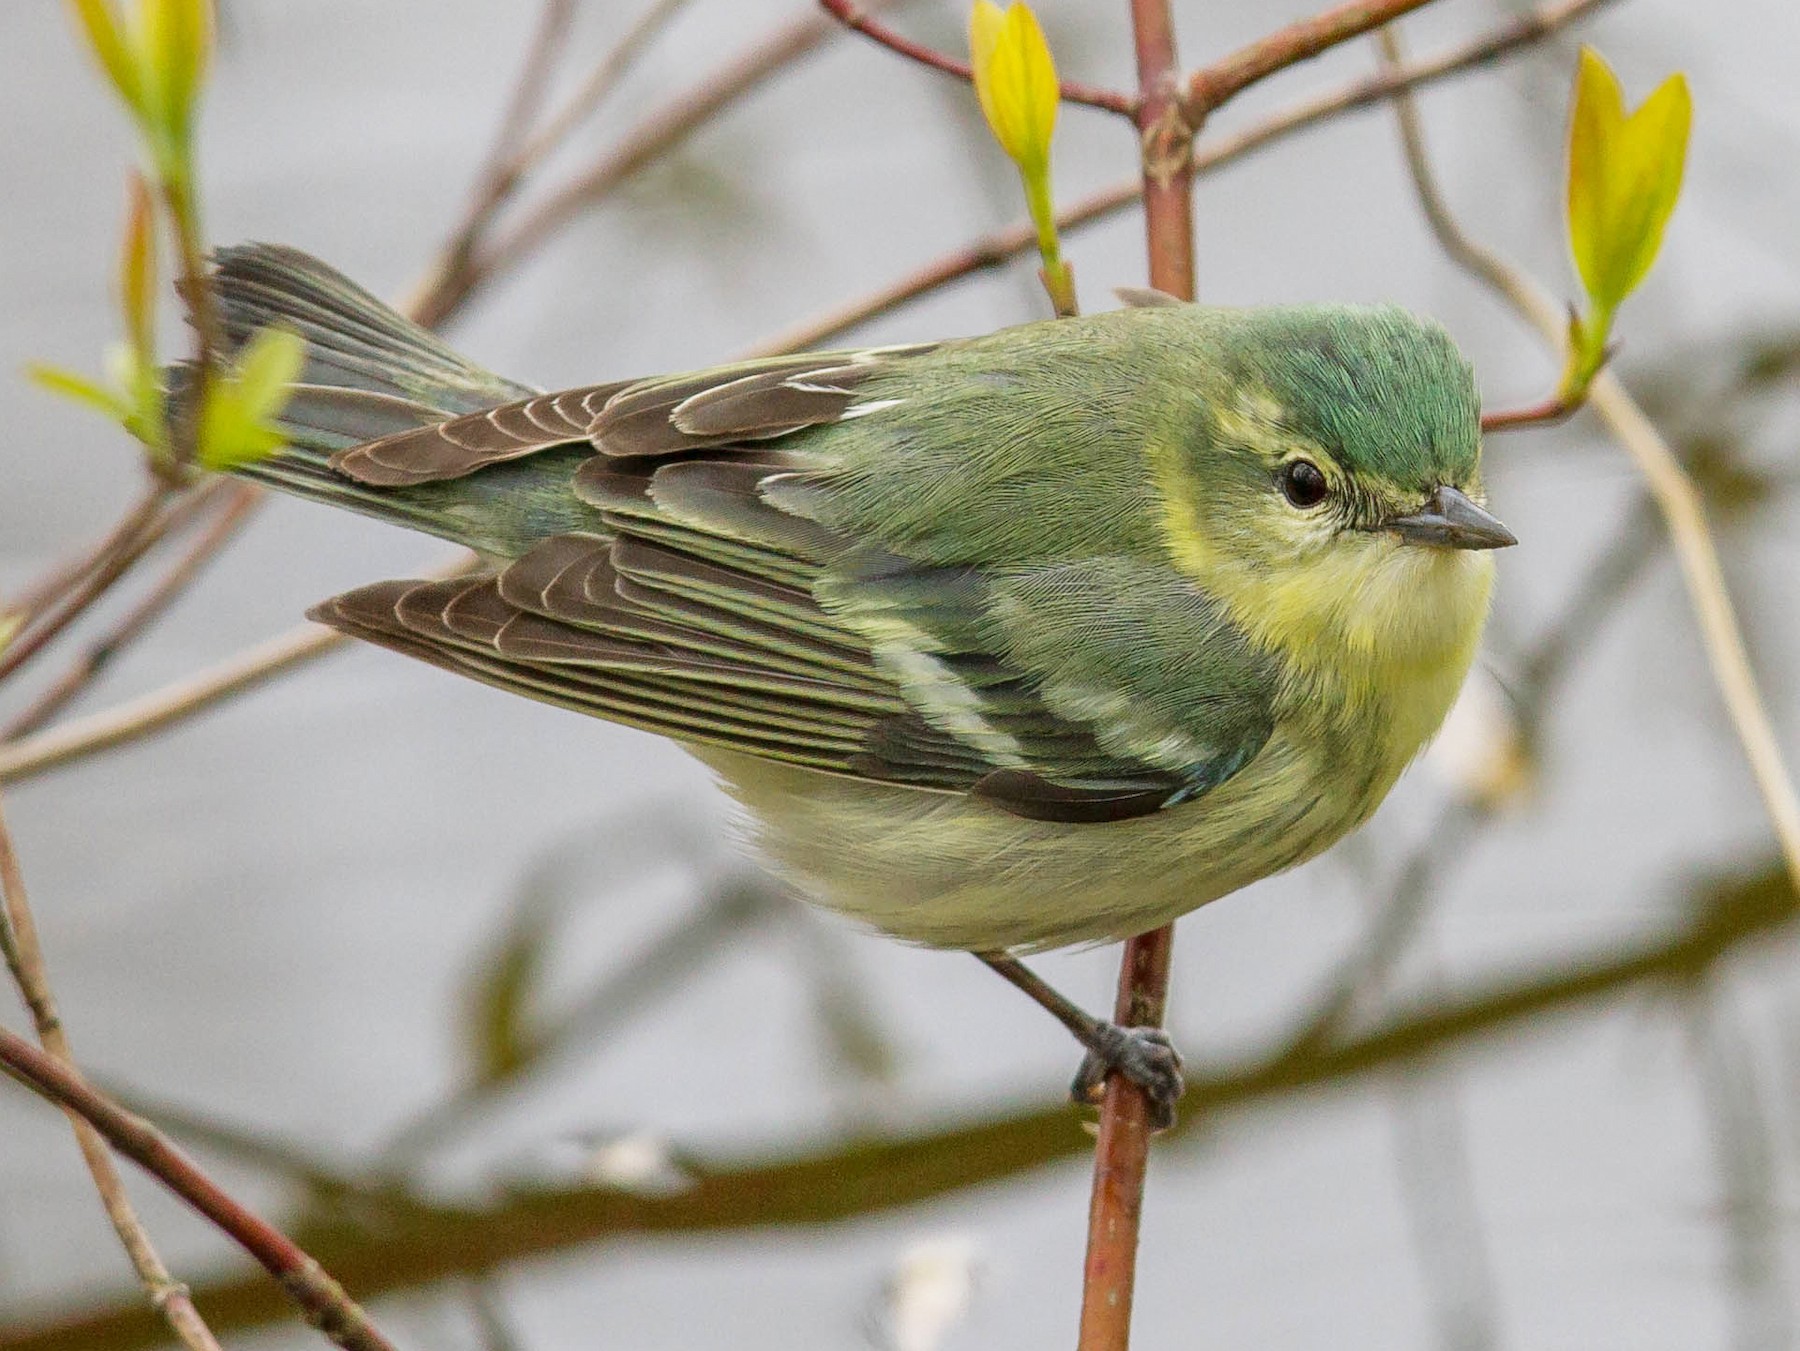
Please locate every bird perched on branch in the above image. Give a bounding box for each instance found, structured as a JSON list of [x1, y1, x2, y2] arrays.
[[194, 244, 1512, 1124]]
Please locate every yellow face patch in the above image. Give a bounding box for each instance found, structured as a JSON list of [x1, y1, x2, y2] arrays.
[[1145, 392, 1493, 738]]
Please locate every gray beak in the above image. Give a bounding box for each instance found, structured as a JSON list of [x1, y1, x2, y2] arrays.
[[1384, 485, 1517, 551]]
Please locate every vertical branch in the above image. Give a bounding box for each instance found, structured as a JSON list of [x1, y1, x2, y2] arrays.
[[1079, 928, 1175, 1351], [1077, 14, 1196, 1348], [1129, 1, 1196, 300]]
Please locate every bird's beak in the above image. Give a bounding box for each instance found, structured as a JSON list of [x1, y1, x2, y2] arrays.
[[1384, 485, 1517, 551]]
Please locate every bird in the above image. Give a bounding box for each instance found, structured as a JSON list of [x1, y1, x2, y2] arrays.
[[197, 244, 1514, 1124]]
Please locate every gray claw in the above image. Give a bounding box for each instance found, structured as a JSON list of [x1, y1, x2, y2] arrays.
[[1070, 1024, 1185, 1130]]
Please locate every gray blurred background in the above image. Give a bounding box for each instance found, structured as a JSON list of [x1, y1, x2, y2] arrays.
[[2, 0, 1799, 1347]]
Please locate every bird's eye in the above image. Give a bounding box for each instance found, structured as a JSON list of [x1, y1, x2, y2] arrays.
[[1280, 459, 1329, 508]]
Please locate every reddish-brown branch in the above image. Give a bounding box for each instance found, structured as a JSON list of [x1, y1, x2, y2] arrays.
[[1079, 926, 1175, 1351], [0, 1026, 397, 1351], [1070, 7, 1197, 1350], [1182, 0, 1440, 121], [1130, 0, 1196, 300], [0, 799, 222, 1351], [1481, 391, 1580, 433], [815, 0, 1139, 116]]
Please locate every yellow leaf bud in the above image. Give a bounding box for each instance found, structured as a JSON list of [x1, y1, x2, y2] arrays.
[[969, 1, 1059, 179], [1566, 47, 1691, 317]]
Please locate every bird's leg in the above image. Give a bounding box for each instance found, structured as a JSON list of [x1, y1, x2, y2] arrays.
[[975, 952, 1184, 1129]]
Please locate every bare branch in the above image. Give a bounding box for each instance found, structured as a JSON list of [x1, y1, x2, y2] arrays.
[[0, 552, 478, 786], [816, 0, 1138, 116], [3, 483, 261, 741], [405, 0, 701, 327], [0, 1022, 396, 1351], [418, 10, 850, 327], [1183, 0, 1442, 121], [0, 799, 222, 1351]]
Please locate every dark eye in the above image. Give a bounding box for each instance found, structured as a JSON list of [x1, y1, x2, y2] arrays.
[[1280, 459, 1329, 508]]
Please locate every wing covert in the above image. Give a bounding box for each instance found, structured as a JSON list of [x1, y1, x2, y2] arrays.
[[304, 345, 1277, 821]]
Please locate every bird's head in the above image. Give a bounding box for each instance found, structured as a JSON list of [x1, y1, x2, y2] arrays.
[[1152, 304, 1510, 678]]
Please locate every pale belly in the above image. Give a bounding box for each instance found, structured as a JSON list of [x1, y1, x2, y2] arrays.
[[691, 729, 1395, 952]]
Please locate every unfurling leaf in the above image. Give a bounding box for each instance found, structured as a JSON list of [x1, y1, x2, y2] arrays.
[[969, 1, 1058, 177], [64, 0, 214, 178], [1559, 47, 1691, 399], [195, 324, 303, 470], [967, 2, 1075, 317], [26, 364, 135, 425], [66, 0, 144, 116], [135, 0, 212, 160], [1567, 48, 1690, 311]]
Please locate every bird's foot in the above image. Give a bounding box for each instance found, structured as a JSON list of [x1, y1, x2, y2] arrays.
[[1070, 1023, 1185, 1130]]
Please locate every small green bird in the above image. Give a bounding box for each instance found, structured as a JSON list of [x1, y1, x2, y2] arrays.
[[205, 245, 1512, 1120]]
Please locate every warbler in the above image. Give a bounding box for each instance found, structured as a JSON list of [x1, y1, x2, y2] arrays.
[[201, 245, 1512, 1119]]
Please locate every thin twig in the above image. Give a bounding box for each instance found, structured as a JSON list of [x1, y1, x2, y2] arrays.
[[1379, 28, 1800, 895], [0, 486, 174, 684], [513, 0, 702, 178], [748, 0, 1618, 357], [0, 1022, 397, 1351], [1480, 390, 1578, 432], [1182, 0, 1441, 122], [2, 485, 165, 629], [0, 799, 222, 1351], [481, 0, 581, 182], [0, 552, 478, 786], [1388, 1063, 1501, 1350], [419, 9, 852, 326], [0, 624, 335, 780], [1690, 999, 1795, 1347], [3, 483, 262, 741], [816, 0, 1138, 116], [406, 0, 602, 324]]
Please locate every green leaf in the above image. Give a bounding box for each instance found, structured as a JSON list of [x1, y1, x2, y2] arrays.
[[969, 1, 1059, 178], [228, 325, 304, 420], [195, 325, 302, 470], [134, 0, 211, 160], [1566, 47, 1692, 313], [27, 363, 133, 424], [65, 0, 145, 117]]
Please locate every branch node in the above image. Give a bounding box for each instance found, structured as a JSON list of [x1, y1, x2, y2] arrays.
[[1140, 98, 1196, 190]]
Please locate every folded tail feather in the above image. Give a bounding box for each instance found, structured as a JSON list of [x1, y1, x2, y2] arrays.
[[175, 244, 607, 557]]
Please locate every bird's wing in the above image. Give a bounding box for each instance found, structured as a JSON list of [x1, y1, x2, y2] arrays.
[[310, 351, 1278, 823]]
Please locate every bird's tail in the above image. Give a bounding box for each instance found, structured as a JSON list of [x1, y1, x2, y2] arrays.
[[177, 244, 598, 556]]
